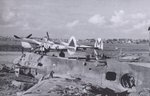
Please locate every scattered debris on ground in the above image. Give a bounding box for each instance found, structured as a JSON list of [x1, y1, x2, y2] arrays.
[[0, 65, 148, 96], [0, 67, 37, 96], [0, 64, 14, 73], [18, 76, 131, 96]]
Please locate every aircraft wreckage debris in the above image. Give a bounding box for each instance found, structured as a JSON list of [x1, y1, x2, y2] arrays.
[[16, 77, 130, 96], [10, 52, 150, 96]]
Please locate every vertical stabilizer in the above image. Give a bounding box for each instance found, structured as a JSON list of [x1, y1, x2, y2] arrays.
[[94, 38, 103, 50], [94, 38, 103, 60], [67, 36, 77, 55]]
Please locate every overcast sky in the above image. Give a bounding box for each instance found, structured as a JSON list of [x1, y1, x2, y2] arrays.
[[0, 0, 150, 39]]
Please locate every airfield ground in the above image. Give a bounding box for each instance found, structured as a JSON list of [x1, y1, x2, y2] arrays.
[[0, 42, 150, 96]]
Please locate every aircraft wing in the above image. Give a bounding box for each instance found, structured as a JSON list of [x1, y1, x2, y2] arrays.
[[68, 56, 87, 60], [17, 38, 43, 49], [61, 42, 68, 46], [77, 45, 92, 48], [30, 39, 42, 45], [77, 38, 103, 50], [119, 55, 140, 62]]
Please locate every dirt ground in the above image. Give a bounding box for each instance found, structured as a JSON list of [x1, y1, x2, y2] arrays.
[[0, 72, 21, 96], [0, 52, 26, 96]]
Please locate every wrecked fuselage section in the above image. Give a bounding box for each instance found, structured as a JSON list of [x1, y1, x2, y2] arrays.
[[13, 52, 107, 80], [12, 52, 150, 96]]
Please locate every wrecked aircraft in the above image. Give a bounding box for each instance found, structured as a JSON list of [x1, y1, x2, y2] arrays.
[[13, 52, 150, 96]]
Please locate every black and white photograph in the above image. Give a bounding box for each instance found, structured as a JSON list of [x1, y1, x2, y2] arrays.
[[0, 0, 150, 96]]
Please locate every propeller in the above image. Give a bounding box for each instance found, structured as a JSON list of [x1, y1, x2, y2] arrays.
[[26, 34, 32, 38], [14, 34, 32, 39], [14, 35, 21, 39], [46, 32, 50, 40]]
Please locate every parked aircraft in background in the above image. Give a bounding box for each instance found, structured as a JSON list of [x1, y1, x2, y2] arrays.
[[14, 33, 103, 56], [14, 34, 44, 49], [62, 37, 103, 50], [14, 34, 77, 55]]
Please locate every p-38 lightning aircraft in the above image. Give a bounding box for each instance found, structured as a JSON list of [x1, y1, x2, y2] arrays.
[[14, 33, 77, 55], [14, 32, 103, 55]]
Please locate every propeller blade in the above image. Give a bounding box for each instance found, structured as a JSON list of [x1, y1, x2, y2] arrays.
[[46, 32, 50, 40], [26, 34, 32, 38], [14, 35, 21, 39]]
